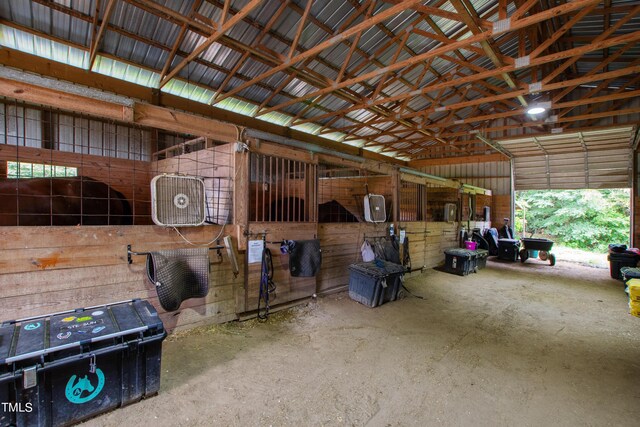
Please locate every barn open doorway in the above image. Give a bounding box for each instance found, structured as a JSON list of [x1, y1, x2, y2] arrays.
[[514, 189, 631, 267]]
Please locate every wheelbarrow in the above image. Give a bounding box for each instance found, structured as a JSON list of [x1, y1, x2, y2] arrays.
[[519, 238, 556, 266]]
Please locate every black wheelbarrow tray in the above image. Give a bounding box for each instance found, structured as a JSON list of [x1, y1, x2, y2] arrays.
[[519, 238, 556, 266]]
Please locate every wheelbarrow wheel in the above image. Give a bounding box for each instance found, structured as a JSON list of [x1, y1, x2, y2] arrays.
[[519, 249, 529, 263], [539, 251, 548, 261], [549, 253, 556, 266]]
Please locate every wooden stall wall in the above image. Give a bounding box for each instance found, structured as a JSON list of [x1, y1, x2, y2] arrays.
[[245, 223, 317, 312], [492, 195, 512, 228], [0, 225, 243, 332], [317, 220, 491, 293], [318, 175, 393, 222], [398, 220, 490, 273], [316, 222, 385, 294]]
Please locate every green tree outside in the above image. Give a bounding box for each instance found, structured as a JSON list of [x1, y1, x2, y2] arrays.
[[515, 189, 630, 252]]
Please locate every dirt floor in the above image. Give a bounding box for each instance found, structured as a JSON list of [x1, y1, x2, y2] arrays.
[[85, 259, 640, 426]]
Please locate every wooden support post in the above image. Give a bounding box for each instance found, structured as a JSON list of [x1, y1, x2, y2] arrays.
[[392, 168, 400, 230], [234, 145, 249, 252]]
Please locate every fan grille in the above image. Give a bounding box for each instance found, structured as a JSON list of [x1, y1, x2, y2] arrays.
[[152, 175, 206, 226], [364, 195, 386, 223]]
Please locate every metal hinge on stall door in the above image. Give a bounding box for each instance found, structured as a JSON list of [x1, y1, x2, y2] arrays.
[[23, 366, 37, 389]]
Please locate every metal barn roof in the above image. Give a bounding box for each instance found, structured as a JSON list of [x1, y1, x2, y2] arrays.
[[0, 0, 638, 161]]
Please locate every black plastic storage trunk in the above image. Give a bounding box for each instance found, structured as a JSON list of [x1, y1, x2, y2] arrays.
[[0, 299, 166, 427], [474, 249, 489, 270], [608, 252, 640, 280], [444, 249, 476, 276], [348, 261, 406, 307], [497, 239, 520, 262]]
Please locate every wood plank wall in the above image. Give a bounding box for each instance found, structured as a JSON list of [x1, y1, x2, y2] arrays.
[[0, 135, 504, 334], [0, 145, 152, 222], [0, 225, 243, 333], [245, 222, 317, 311], [317, 223, 382, 293], [492, 194, 512, 228], [318, 175, 392, 221], [400, 221, 490, 272], [316, 220, 491, 293]]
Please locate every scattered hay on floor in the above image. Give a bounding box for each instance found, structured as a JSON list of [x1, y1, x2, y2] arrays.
[[166, 304, 313, 342]]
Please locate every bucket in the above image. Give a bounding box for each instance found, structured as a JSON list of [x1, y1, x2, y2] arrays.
[[530, 250, 539, 258], [464, 241, 477, 251]]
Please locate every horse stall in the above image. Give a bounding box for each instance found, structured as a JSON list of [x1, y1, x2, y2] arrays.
[[0, 101, 243, 332], [0, 98, 494, 334], [241, 141, 319, 315], [316, 158, 396, 294]]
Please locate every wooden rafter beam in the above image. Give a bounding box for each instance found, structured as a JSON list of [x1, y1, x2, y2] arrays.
[[24, 0, 394, 140], [292, 29, 640, 128], [542, 4, 640, 84], [436, 107, 640, 138], [529, 2, 597, 59], [89, 0, 116, 70], [219, 0, 231, 27], [562, 77, 640, 129], [253, 0, 600, 121], [383, 0, 489, 26], [211, 0, 290, 101], [159, 0, 264, 88], [211, 0, 426, 105], [288, 0, 313, 60], [449, 0, 527, 106], [410, 89, 640, 131], [329, 63, 640, 131], [554, 53, 640, 118], [159, 0, 203, 82], [89, 0, 101, 58]]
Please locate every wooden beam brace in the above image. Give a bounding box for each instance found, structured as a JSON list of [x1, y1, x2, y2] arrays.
[[450, 0, 526, 106], [510, 0, 539, 20], [159, 0, 203, 82], [219, 0, 231, 27], [254, 0, 600, 119], [89, 0, 117, 70], [529, 2, 597, 59], [159, 0, 264, 88], [212, 0, 426, 104], [437, 108, 640, 138], [288, 0, 313, 60], [417, 89, 640, 131], [292, 29, 640, 127], [333, 63, 640, 130], [542, 4, 640, 84], [409, 153, 508, 168], [552, 42, 638, 104], [212, 0, 290, 101]]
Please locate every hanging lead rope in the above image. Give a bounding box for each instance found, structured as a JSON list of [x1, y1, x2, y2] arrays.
[[257, 238, 275, 320], [402, 235, 411, 271]]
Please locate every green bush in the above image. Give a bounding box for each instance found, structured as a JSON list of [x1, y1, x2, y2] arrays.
[[515, 189, 630, 252]]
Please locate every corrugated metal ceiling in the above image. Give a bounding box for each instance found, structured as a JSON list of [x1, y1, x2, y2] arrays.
[[0, 0, 637, 161]]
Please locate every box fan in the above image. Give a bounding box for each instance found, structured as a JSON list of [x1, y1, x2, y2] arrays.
[[151, 174, 206, 227], [444, 203, 457, 223], [364, 194, 386, 223]]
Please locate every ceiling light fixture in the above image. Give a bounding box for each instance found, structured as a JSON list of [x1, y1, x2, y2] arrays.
[[527, 105, 546, 115], [526, 101, 551, 116]]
